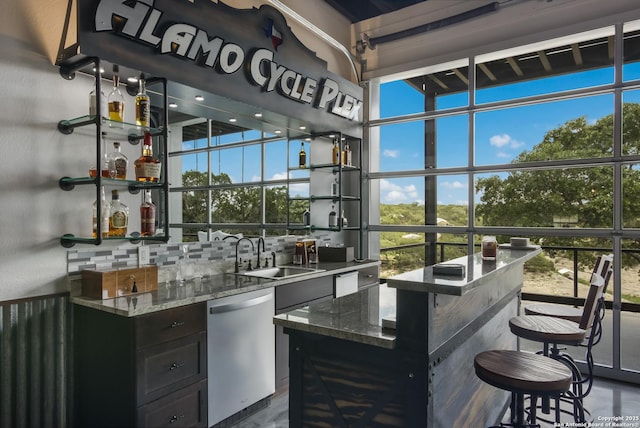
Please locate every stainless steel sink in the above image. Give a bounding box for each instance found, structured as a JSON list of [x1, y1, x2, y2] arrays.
[[237, 266, 324, 279]]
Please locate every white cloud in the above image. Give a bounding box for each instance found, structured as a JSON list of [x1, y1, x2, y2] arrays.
[[490, 134, 525, 150], [380, 179, 420, 204], [383, 149, 399, 158], [441, 180, 465, 189], [270, 171, 288, 180]]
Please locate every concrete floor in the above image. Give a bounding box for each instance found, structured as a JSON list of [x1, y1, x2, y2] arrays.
[[231, 376, 640, 427]]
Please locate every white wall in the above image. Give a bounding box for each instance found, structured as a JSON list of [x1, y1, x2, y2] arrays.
[[0, 2, 142, 300]]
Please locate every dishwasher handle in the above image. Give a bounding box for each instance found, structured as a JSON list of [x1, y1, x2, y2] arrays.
[[209, 292, 272, 315]]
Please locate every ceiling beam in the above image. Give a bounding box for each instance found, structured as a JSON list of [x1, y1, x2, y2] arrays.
[[537, 50, 552, 72], [478, 63, 497, 81], [571, 43, 583, 65], [452, 68, 469, 85], [506, 57, 523, 77]]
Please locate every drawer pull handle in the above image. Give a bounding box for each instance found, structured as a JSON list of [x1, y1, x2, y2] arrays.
[[170, 414, 184, 423], [170, 362, 184, 371], [170, 321, 185, 328]]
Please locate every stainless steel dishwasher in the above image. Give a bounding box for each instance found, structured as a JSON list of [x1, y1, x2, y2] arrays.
[[207, 287, 275, 426]]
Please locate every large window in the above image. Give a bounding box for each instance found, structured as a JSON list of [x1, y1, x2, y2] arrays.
[[369, 21, 640, 378], [169, 119, 294, 241]]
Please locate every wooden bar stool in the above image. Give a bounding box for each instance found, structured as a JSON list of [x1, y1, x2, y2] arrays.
[[474, 350, 573, 428], [509, 270, 609, 422]]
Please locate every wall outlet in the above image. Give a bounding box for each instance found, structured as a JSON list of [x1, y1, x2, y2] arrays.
[[138, 246, 150, 266]]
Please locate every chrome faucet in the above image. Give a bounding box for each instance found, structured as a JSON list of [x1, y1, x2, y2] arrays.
[[257, 237, 267, 268], [234, 237, 255, 273]]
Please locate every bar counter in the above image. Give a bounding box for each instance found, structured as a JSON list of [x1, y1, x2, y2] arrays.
[[274, 247, 540, 427]]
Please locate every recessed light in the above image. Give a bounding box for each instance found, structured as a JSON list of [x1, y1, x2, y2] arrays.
[[127, 76, 138, 83], [195, 95, 204, 101], [274, 130, 282, 134], [169, 102, 178, 108], [229, 118, 237, 123], [299, 125, 306, 130], [305, 138, 311, 141], [254, 112, 263, 118], [91, 67, 105, 74]]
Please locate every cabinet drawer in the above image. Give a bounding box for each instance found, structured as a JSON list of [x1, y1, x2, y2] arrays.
[[137, 332, 207, 405], [358, 265, 380, 289], [275, 276, 333, 313], [136, 303, 205, 348], [137, 379, 207, 428]]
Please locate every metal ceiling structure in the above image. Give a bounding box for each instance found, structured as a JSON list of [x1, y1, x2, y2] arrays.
[[323, 0, 425, 23]]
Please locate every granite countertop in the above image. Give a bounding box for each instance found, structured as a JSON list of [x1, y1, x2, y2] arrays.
[[274, 282, 397, 349], [386, 247, 541, 296], [273, 248, 541, 349], [70, 260, 380, 317]]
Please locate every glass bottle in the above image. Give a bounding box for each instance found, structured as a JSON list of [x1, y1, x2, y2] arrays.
[[90, 132, 114, 178], [92, 186, 110, 238], [298, 142, 306, 168], [108, 141, 128, 179], [108, 64, 125, 126], [331, 177, 339, 196], [328, 204, 338, 228], [134, 132, 161, 182], [341, 210, 348, 228], [342, 142, 352, 166], [332, 139, 340, 165], [135, 73, 150, 128], [109, 189, 129, 237], [140, 190, 156, 236], [303, 208, 310, 226], [89, 79, 106, 120]]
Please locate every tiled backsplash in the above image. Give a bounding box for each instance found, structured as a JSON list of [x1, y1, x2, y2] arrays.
[[67, 234, 333, 280]]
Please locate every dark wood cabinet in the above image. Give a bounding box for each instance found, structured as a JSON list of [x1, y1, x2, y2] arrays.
[[73, 303, 207, 428], [274, 275, 333, 390]]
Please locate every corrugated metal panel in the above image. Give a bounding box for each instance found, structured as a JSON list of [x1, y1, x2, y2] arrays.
[[0, 294, 70, 428]]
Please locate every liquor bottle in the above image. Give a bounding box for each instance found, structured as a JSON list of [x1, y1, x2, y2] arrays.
[[92, 186, 110, 238], [303, 208, 310, 226], [140, 190, 156, 236], [341, 210, 348, 228], [108, 141, 128, 179], [328, 204, 338, 228], [108, 64, 125, 125], [331, 178, 339, 196], [298, 142, 306, 168], [134, 132, 162, 182], [89, 79, 106, 120], [332, 140, 340, 165], [90, 132, 115, 178], [342, 142, 352, 166], [109, 189, 129, 237], [135, 73, 150, 128]]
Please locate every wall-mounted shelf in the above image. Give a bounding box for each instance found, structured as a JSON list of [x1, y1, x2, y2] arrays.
[[286, 131, 362, 235], [56, 56, 169, 247]]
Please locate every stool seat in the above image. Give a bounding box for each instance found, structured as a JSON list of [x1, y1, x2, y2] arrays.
[[524, 303, 582, 323], [509, 315, 586, 345], [475, 350, 573, 396]]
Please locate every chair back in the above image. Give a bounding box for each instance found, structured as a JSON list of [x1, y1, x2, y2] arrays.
[[590, 254, 613, 294], [580, 254, 613, 330], [579, 275, 605, 330]]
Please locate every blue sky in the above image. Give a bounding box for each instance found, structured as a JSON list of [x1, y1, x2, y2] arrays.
[[180, 63, 640, 206], [376, 63, 640, 206]]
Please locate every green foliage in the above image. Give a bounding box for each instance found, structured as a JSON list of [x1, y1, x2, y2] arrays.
[[475, 103, 640, 267], [524, 254, 555, 274]]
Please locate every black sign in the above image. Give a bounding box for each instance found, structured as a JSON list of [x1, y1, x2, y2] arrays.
[[74, 0, 363, 129]]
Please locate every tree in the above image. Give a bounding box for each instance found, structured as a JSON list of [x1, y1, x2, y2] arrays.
[[475, 103, 640, 266]]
